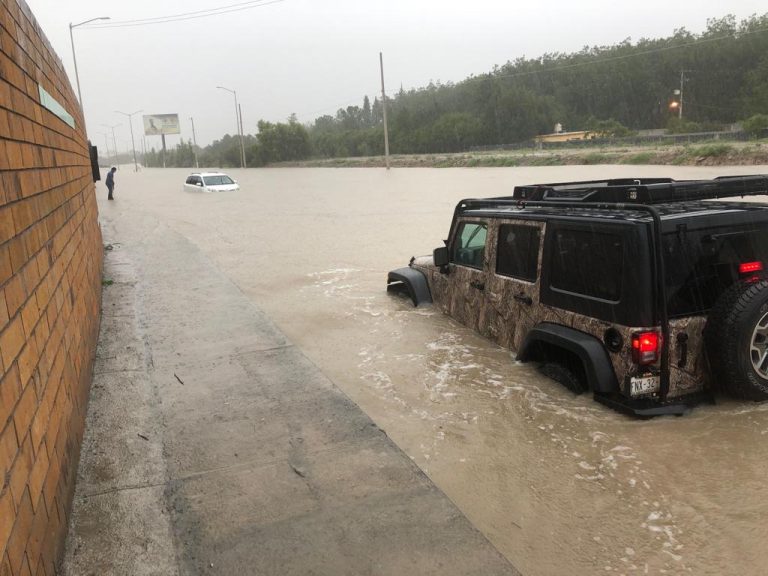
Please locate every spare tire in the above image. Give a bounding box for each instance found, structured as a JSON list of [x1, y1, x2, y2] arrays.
[[705, 280, 768, 400]]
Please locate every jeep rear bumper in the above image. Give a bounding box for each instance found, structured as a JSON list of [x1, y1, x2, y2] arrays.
[[594, 391, 714, 418]]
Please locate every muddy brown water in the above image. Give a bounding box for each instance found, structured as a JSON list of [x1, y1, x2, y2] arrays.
[[106, 165, 768, 575]]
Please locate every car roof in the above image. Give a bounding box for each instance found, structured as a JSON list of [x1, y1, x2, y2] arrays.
[[458, 175, 768, 225], [511, 175, 768, 204], [459, 200, 768, 224], [190, 172, 230, 177]]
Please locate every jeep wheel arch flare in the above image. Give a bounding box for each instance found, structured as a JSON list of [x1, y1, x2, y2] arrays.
[[518, 323, 619, 393], [387, 267, 432, 306]]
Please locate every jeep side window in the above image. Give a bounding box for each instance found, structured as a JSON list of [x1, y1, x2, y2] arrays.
[[496, 224, 540, 281], [549, 228, 623, 302], [452, 222, 487, 269]]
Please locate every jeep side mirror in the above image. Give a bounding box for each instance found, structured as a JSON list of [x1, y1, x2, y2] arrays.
[[433, 246, 449, 267]]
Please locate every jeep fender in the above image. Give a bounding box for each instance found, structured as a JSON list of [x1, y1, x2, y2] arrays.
[[387, 267, 432, 307], [518, 323, 619, 393]]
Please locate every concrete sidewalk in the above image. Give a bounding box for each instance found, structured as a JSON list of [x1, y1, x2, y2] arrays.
[[62, 210, 520, 575]]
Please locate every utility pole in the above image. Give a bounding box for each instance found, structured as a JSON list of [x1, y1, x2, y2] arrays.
[[190, 117, 200, 169], [379, 52, 390, 170], [238, 104, 246, 167]]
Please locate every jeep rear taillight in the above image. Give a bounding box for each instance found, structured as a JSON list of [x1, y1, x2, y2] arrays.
[[631, 331, 661, 365], [739, 261, 763, 275]]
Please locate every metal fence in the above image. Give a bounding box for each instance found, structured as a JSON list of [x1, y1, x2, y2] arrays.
[[469, 129, 766, 153]]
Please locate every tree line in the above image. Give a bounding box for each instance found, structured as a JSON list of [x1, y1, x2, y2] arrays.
[[145, 13, 768, 168]]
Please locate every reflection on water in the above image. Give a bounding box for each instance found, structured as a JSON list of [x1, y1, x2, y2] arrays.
[[118, 166, 768, 576]]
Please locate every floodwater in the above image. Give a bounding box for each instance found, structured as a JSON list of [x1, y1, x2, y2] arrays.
[[106, 165, 768, 576]]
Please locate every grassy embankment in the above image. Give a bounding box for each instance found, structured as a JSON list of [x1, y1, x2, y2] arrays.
[[273, 140, 768, 168]]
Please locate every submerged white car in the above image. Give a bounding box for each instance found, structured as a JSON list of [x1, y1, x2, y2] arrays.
[[184, 172, 240, 192]]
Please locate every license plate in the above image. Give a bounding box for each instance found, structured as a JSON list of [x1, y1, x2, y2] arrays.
[[630, 375, 660, 397]]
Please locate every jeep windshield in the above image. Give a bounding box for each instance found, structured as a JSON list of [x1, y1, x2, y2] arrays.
[[665, 221, 768, 317]]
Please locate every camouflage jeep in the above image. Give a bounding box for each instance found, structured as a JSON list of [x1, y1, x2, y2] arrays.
[[387, 176, 768, 417]]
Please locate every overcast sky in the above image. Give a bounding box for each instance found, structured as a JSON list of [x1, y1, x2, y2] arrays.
[[25, 0, 767, 150]]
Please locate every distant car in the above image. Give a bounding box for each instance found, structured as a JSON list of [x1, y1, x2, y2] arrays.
[[184, 172, 240, 193]]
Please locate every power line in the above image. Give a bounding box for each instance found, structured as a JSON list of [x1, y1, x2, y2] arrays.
[[90, 0, 276, 25], [83, 0, 285, 29]]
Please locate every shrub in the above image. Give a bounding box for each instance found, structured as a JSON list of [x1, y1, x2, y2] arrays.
[[690, 143, 733, 157], [742, 114, 768, 139], [666, 117, 703, 134], [582, 152, 610, 164], [624, 152, 655, 164], [585, 117, 635, 137], [530, 156, 561, 166]]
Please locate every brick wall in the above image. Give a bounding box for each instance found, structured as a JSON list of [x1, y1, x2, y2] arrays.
[[0, 1, 103, 575]]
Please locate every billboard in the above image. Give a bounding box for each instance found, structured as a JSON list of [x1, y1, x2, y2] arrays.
[[143, 114, 180, 135]]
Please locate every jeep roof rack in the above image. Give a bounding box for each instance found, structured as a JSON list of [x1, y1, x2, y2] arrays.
[[511, 175, 768, 204]]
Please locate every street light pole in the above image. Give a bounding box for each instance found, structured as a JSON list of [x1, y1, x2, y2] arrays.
[[115, 110, 143, 172], [101, 123, 120, 167], [379, 52, 390, 170], [217, 86, 245, 168], [238, 103, 246, 168], [678, 70, 685, 120], [190, 116, 200, 169], [96, 132, 110, 165], [68, 16, 110, 115]]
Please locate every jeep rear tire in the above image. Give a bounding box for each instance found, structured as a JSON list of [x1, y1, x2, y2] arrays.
[[706, 280, 768, 401], [539, 362, 587, 395]]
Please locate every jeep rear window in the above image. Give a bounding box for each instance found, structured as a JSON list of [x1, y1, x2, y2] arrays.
[[496, 224, 540, 281], [549, 228, 623, 301], [664, 225, 768, 316], [453, 222, 487, 269]]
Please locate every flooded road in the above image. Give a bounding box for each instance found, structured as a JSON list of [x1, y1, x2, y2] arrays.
[[106, 165, 768, 575]]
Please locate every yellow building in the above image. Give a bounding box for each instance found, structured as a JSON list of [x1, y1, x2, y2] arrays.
[[534, 130, 600, 143]]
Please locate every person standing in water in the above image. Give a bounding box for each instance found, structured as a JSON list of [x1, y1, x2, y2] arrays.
[[106, 167, 116, 200]]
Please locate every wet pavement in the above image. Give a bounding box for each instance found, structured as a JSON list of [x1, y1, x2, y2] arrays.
[[70, 165, 768, 575], [62, 202, 518, 575]]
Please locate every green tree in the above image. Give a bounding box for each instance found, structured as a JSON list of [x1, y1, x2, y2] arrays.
[[362, 96, 372, 127], [430, 113, 480, 152], [250, 119, 312, 165], [585, 117, 635, 137]]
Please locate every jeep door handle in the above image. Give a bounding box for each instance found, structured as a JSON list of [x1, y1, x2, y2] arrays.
[[514, 293, 533, 305], [470, 280, 485, 291]]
